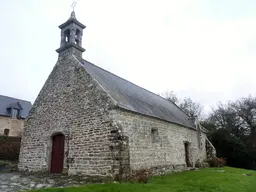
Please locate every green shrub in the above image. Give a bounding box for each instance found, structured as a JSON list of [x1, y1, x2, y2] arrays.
[[208, 157, 226, 167], [209, 128, 256, 170], [0, 136, 21, 161], [0, 135, 8, 141]]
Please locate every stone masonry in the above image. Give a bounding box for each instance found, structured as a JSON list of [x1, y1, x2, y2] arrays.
[[110, 109, 208, 174], [18, 52, 122, 176], [18, 11, 214, 179]]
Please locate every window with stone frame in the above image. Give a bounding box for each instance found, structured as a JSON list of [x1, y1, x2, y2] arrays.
[[151, 128, 159, 143], [4, 129, 10, 136]]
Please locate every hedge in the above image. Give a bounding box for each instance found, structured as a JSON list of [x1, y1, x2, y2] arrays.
[[0, 136, 21, 161]]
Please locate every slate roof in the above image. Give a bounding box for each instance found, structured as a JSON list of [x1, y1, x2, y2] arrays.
[[0, 95, 32, 119], [82, 60, 195, 129]]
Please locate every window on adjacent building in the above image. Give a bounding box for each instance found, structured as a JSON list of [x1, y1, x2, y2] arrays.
[[151, 128, 159, 143], [4, 129, 10, 136], [11, 109, 20, 119]]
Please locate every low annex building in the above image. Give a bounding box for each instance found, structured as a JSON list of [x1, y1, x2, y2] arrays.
[[19, 12, 215, 177], [0, 95, 31, 137]]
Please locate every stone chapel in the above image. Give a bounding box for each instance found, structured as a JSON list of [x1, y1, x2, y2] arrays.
[[18, 11, 215, 178]]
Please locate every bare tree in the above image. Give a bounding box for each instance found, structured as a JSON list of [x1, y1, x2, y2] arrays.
[[232, 96, 256, 147], [160, 90, 178, 104], [161, 90, 203, 118], [179, 97, 203, 118], [209, 103, 245, 138], [207, 96, 256, 148]]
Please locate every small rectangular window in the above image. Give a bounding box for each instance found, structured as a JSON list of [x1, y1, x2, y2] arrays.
[[151, 128, 159, 143], [4, 129, 10, 136], [11, 109, 20, 119]]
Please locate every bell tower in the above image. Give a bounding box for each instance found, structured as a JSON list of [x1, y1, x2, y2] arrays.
[[56, 11, 86, 58]]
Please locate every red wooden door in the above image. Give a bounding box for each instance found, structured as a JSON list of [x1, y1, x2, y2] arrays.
[[50, 134, 65, 173], [184, 142, 191, 167]]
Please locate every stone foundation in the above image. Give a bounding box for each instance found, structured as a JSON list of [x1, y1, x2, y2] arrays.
[[151, 164, 188, 176]]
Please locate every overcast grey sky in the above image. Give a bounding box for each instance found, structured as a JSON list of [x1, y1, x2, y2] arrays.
[[1, 0, 256, 115]]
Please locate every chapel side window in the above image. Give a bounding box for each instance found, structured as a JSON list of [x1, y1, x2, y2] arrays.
[[151, 128, 159, 143]]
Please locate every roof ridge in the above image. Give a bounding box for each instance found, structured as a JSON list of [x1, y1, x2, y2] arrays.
[[0, 94, 31, 104], [82, 59, 191, 119]]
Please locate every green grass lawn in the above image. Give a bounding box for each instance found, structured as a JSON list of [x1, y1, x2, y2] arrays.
[[27, 167, 256, 192]]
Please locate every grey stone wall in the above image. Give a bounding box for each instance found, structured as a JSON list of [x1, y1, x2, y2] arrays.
[[18, 49, 119, 177], [110, 109, 207, 175]]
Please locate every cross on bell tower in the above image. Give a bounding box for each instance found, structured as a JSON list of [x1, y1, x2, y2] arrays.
[[56, 11, 86, 58]]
